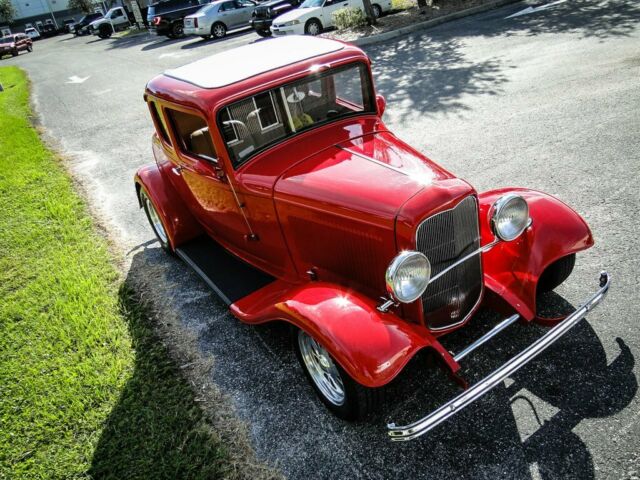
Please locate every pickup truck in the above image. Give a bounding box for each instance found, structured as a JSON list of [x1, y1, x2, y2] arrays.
[[89, 7, 131, 38]]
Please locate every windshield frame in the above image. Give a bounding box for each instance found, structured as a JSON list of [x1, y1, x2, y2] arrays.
[[216, 60, 376, 170]]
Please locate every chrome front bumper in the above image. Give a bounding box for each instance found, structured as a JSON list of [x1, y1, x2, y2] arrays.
[[387, 271, 611, 441]]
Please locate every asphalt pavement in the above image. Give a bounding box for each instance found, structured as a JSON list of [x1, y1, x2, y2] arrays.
[[4, 1, 640, 478]]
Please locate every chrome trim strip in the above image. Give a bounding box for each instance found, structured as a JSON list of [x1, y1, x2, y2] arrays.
[[387, 272, 611, 441], [338, 146, 409, 176], [428, 238, 499, 286], [453, 314, 520, 362]]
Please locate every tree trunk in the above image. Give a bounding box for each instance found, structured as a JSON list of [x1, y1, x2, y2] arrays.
[[362, 0, 377, 25]]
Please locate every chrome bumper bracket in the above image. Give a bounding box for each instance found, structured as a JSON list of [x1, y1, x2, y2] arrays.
[[387, 272, 611, 441]]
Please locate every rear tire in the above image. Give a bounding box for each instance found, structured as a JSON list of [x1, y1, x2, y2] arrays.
[[27, 44, 33, 52], [171, 21, 184, 37], [11, 48, 18, 57], [294, 329, 383, 420], [139, 188, 171, 252], [211, 22, 226, 38], [538, 254, 576, 293], [372, 3, 382, 17], [304, 18, 322, 35], [255, 28, 271, 37]]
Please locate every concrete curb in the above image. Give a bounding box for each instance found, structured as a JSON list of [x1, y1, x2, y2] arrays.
[[350, 0, 521, 46]]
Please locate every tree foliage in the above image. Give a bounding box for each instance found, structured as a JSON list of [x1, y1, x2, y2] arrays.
[[68, 0, 96, 14], [0, 0, 16, 24]]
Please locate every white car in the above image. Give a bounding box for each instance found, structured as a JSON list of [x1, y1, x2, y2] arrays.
[[270, 0, 390, 36], [24, 27, 40, 40], [184, 0, 258, 39]]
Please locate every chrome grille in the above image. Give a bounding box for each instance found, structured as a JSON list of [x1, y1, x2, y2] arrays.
[[416, 196, 482, 330]]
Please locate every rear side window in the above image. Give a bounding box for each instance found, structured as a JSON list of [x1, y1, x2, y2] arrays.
[[165, 108, 217, 161], [149, 102, 171, 145]]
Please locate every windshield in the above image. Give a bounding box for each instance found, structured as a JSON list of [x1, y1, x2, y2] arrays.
[[0, 36, 15, 44], [300, 0, 323, 7], [218, 62, 375, 168]]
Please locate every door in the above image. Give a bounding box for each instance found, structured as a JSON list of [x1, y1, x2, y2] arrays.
[[320, 0, 349, 28], [218, 0, 241, 28], [233, 0, 257, 26], [160, 105, 252, 254]]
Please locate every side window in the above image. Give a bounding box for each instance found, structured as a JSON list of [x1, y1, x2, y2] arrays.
[[253, 91, 280, 131], [149, 102, 171, 145], [220, 1, 236, 11], [165, 108, 217, 161], [333, 68, 365, 109]]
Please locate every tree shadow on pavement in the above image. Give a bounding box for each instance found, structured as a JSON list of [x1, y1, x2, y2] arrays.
[[365, 0, 640, 120]]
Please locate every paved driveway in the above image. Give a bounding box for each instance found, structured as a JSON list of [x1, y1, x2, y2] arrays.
[[5, 1, 640, 477]]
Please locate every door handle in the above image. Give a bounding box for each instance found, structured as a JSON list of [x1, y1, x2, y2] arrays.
[[171, 165, 184, 176]]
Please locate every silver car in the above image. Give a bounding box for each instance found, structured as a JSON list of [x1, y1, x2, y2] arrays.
[[184, 0, 258, 39]]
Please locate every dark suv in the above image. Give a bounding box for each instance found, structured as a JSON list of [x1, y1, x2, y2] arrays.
[[72, 12, 104, 36], [250, 0, 300, 36], [148, 0, 208, 37]]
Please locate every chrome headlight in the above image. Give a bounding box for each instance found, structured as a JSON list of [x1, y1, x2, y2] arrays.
[[385, 251, 431, 303], [490, 194, 530, 241]]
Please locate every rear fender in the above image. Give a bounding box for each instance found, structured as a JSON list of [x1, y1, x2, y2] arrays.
[[479, 188, 594, 320], [231, 280, 459, 388], [134, 162, 202, 250]]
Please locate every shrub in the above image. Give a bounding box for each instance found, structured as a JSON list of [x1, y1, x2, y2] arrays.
[[332, 6, 367, 29], [391, 0, 415, 9]]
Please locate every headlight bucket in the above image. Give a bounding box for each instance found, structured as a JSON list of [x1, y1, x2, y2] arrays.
[[490, 194, 530, 242], [385, 251, 431, 303]]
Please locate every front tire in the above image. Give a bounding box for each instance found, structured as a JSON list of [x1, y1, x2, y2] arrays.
[[98, 24, 113, 39], [11, 48, 18, 57], [255, 28, 271, 37], [372, 3, 382, 17], [304, 18, 322, 36], [294, 329, 382, 420], [538, 254, 576, 293], [211, 22, 227, 38], [139, 188, 171, 252]]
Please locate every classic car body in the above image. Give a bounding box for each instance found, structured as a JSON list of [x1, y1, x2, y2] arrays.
[[135, 36, 610, 440]]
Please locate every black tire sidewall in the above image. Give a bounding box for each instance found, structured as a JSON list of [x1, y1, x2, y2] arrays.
[[139, 188, 171, 252], [372, 4, 382, 17], [305, 19, 321, 35], [293, 329, 361, 420], [212, 22, 226, 38]]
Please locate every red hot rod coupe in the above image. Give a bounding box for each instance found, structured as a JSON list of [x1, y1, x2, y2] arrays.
[[135, 36, 610, 441]]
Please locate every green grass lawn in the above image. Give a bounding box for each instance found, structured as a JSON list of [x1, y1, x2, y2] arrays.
[[0, 67, 229, 479]]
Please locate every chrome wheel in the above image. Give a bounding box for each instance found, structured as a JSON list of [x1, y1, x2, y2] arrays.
[[306, 20, 321, 36], [372, 4, 382, 17], [298, 331, 345, 406], [212, 23, 226, 38], [141, 190, 168, 245]]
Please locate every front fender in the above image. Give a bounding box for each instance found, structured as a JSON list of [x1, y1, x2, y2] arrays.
[[231, 280, 458, 388], [134, 162, 201, 250], [479, 188, 594, 321]]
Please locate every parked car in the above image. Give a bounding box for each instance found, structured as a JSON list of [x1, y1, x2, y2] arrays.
[[135, 37, 610, 440], [72, 12, 103, 35], [184, 0, 257, 39], [0, 33, 32, 58], [39, 23, 58, 38], [24, 27, 41, 40], [148, 0, 207, 38], [62, 18, 76, 33], [89, 7, 131, 38], [271, 0, 390, 35], [250, 0, 301, 37]]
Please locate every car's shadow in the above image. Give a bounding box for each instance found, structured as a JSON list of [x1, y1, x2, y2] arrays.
[[179, 28, 256, 49], [114, 245, 636, 479]]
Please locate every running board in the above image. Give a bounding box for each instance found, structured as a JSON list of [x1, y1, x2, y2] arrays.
[[175, 236, 274, 305]]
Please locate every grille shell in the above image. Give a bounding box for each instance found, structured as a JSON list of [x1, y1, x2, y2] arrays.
[[416, 196, 483, 330]]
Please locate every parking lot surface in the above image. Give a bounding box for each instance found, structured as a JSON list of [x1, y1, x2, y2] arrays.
[[5, 1, 640, 477]]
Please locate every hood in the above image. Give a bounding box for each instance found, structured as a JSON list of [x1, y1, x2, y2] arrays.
[[89, 18, 104, 27], [274, 6, 319, 22], [274, 131, 455, 222]]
